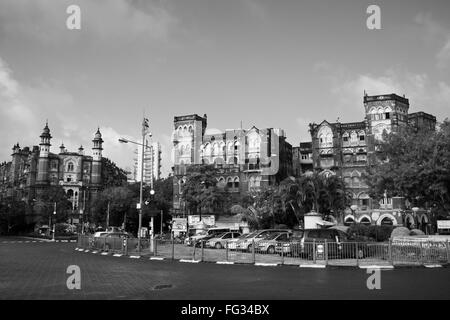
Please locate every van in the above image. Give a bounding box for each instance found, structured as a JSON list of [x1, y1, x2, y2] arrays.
[[275, 228, 367, 259]]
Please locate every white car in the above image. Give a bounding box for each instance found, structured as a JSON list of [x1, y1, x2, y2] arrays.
[[206, 232, 241, 249], [93, 231, 108, 238]]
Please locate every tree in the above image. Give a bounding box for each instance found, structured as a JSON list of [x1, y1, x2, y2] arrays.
[[181, 165, 230, 217], [101, 158, 128, 188], [365, 119, 450, 219], [242, 172, 351, 228], [91, 186, 134, 227], [33, 186, 72, 225]]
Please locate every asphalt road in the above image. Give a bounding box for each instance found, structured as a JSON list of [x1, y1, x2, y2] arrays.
[[0, 236, 449, 300]]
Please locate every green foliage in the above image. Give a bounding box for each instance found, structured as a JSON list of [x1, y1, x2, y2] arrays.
[[181, 165, 231, 216], [365, 119, 450, 215], [101, 158, 128, 188], [347, 223, 393, 242], [0, 199, 27, 234], [33, 186, 72, 224]]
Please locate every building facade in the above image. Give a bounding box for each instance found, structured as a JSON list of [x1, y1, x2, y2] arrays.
[[132, 141, 162, 184], [308, 93, 437, 229], [0, 123, 108, 225], [171, 114, 293, 216]]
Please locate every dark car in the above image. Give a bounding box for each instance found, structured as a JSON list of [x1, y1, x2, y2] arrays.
[[276, 228, 368, 259]]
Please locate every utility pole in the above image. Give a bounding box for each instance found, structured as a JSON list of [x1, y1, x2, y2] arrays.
[[138, 117, 146, 251]]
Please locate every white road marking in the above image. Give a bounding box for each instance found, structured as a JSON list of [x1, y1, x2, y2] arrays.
[[113, 254, 123, 257], [300, 264, 326, 268], [255, 263, 278, 267], [129, 256, 141, 259], [216, 261, 234, 265], [150, 257, 164, 260], [180, 259, 200, 263]]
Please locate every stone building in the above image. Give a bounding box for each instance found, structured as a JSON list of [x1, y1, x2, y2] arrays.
[[308, 93, 437, 229], [171, 114, 293, 216], [0, 122, 120, 226]]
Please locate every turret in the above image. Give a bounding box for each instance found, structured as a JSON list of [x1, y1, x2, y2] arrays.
[[12, 143, 20, 155], [59, 142, 66, 154], [39, 121, 52, 157], [78, 145, 84, 155], [91, 128, 103, 185], [36, 121, 52, 185]]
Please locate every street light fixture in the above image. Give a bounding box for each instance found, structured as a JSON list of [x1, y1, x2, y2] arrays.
[[119, 125, 153, 251]]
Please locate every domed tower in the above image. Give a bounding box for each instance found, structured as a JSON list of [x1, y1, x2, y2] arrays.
[[91, 128, 103, 186], [36, 122, 52, 185]]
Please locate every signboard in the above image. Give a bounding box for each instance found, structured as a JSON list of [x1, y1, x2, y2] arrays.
[[437, 220, 450, 229], [188, 215, 215, 227], [140, 227, 148, 238], [172, 218, 187, 232], [136, 203, 141, 209]]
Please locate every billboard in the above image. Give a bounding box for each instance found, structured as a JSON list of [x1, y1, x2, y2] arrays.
[[172, 218, 187, 232]]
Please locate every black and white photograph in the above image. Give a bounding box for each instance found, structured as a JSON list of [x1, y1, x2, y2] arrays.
[[0, 0, 449, 309]]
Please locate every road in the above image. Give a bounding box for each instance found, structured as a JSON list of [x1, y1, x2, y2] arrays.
[[0, 236, 449, 300]]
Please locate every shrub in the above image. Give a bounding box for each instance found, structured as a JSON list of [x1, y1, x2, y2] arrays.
[[347, 223, 393, 242]]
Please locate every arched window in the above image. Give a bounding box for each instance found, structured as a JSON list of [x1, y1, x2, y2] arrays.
[[227, 177, 233, 188], [233, 177, 240, 189], [213, 143, 219, 156], [67, 162, 74, 172], [318, 126, 333, 148]]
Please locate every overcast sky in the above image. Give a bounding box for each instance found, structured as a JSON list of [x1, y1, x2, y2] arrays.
[[1, 0, 449, 177]]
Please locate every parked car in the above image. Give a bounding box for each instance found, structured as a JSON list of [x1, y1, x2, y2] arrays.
[[185, 227, 237, 246], [236, 229, 291, 252], [96, 232, 134, 251], [276, 228, 368, 259], [257, 232, 290, 254], [206, 231, 242, 249], [94, 231, 108, 238]]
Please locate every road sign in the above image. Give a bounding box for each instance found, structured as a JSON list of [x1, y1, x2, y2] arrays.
[[136, 203, 141, 209]]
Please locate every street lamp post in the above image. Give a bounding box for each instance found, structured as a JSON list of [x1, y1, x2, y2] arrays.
[[52, 202, 56, 241], [119, 120, 154, 252]]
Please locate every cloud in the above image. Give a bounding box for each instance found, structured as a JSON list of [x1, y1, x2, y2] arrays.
[[295, 117, 312, 142], [414, 12, 450, 69], [242, 0, 267, 20], [437, 40, 450, 69], [0, 0, 177, 45], [314, 63, 449, 120]]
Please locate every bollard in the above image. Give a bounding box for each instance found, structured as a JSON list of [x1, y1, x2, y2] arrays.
[[103, 236, 106, 251], [281, 243, 284, 265], [324, 240, 328, 266], [252, 240, 256, 264], [123, 238, 128, 255], [153, 238, 157, 256], [171, 238, 175, 260], [355, 242, 359, 267]]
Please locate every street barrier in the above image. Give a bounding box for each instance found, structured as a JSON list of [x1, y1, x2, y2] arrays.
[[76, 234, 450, 267]]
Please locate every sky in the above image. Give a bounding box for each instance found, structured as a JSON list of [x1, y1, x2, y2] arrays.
[[1, 0, 449, 177]]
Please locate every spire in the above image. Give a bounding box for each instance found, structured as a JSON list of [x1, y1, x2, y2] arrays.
[[59, 142, 65, 154]]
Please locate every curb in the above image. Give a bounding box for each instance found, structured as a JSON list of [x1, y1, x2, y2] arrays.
[[150, 257, 164, 261]]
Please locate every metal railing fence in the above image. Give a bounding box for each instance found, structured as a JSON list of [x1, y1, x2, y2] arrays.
[[77, 235, 450, 266]]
